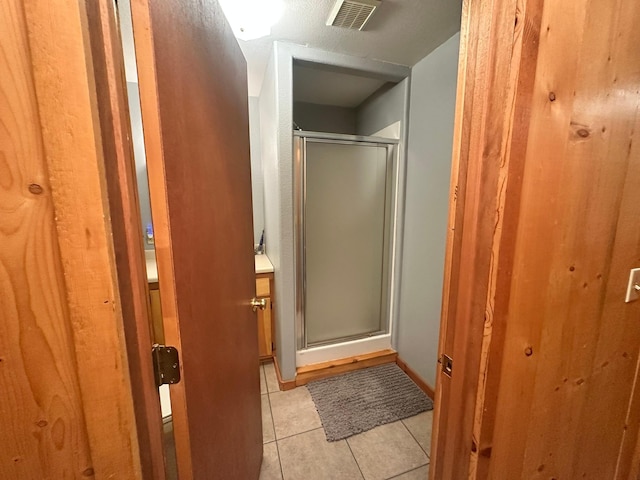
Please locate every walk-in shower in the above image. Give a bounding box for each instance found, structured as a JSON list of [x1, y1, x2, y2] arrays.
[[294, 131, 400, 366]]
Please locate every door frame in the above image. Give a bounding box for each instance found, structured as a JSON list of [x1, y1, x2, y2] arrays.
[[84, 1, 167, 479], [430, 0, 527, 478]]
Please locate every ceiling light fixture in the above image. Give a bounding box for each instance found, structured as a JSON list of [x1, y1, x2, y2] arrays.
[[218, 0, 284, 41]]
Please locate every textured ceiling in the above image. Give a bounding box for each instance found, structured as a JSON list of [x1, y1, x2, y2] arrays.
[[238, 0, 463, 96]]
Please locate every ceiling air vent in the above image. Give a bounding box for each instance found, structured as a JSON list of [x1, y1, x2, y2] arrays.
[[327, 0, 381, 31]]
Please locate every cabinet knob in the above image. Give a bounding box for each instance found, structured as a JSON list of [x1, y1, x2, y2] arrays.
[[250, 298, 267, 312]]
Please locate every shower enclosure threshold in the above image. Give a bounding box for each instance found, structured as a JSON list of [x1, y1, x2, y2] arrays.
[[296, 333, 392, 367]]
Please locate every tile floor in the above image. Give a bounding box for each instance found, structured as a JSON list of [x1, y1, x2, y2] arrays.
[[259, 362, 433, 480]]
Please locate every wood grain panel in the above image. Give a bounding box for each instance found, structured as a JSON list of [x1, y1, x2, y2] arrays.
[[1, 0, 141, 478], [486, 0, 640, 478], [434, 0, 640, 478], [0, 2, 92, 477]]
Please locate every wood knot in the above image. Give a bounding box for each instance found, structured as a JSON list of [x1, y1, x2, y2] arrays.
[[36, 420, 48, 428], [570, 122, 592, 139], [28, 183, 44, 194], [548, 92, 556, 102], [575, 378, 585, 386], [569, 265, 575, 272], [524, 347, 533, 357], [82, 467, 95, 477], [577, 129, 590, 138]]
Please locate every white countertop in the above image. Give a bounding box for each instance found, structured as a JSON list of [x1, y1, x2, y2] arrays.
[[145, 250, 158, 283], [255, 254, 274, 274], [145, 250, 273, 283]]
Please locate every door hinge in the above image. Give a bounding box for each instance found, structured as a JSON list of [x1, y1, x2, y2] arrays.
[[152, 344, 181, 387], [438, 353, 453, 378]]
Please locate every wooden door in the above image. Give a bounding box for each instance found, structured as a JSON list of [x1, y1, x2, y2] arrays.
[[432, 0, 640, 478], [129, 0, 262, 479]]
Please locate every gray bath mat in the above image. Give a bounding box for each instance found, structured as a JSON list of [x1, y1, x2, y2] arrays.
[[306, 363, 433, 442]]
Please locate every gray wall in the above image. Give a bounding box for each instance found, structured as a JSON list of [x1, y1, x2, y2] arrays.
[[259, 47, 297, 379], [396, 32, 460, 387], [261, 42, 410, 380], [293, 102, 357, 134], [356, 80, 407, 137], [248, 97, 264, 245]]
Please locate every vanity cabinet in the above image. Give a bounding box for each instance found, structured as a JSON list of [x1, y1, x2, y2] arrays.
[[256, 273, 275, 359], [148, 282, 165, 344]]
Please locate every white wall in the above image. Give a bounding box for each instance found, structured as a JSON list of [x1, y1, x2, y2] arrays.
[[396, 32, 460, 387], [248, 97, 264, 245]]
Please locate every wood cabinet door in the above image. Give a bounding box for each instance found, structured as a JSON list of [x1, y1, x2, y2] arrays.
[[257, 299, 273, 358], [129, 0, 262, 478]]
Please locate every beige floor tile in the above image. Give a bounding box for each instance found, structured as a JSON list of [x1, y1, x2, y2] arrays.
[[347, 421, 428, 480], [278, 428, 363, 480], [260, 365, 267, 394], [402, 411, 433, 456], [264, 362, 280, 393], [262, 394, 275, 443], [259, 442, 283, 480], [388, 464, 429, 480], [269, 387, 322, 439]]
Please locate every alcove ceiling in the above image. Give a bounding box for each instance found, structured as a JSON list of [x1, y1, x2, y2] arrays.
[[238, 0, 463, 96], [293, 63, 389, 108]]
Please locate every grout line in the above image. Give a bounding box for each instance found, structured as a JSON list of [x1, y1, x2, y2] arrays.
[[265, 388, 285, 479], [260, 364, 268, 395], [345, 438, 366, 480], [400, 417, 430, 459], [384, 463, 430, 480], [265, 362, 280, 394], [275, 426, 324, 442]]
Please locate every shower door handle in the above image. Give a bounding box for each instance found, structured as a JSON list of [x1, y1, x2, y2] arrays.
[[250, 298, 267, 312]]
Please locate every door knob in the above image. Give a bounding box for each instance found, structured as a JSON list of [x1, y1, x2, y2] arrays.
[[250, 298, 267, 312]]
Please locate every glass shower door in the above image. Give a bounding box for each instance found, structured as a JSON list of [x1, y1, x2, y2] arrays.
[[304, 140, 392, 346]]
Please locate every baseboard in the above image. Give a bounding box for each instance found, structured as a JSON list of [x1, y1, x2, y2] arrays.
[[273, 355, 296, 391], [295, 349, 398, 387], [396, 356, 435, 399]]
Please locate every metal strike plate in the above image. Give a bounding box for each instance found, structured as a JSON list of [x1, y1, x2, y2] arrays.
[[440, 354, 453, 378]]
